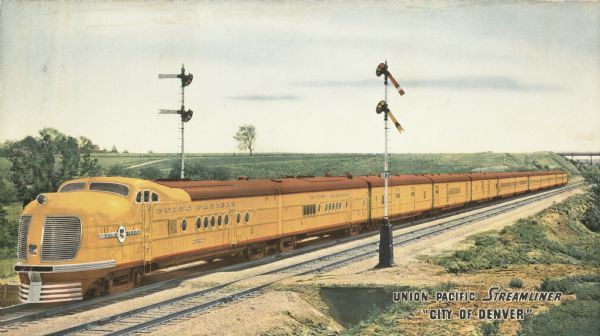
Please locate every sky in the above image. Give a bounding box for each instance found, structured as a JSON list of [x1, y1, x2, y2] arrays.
[[0, 1, 599, 154]]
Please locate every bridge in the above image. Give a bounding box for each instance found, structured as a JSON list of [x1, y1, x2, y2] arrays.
[[557, 152, 600, 165]]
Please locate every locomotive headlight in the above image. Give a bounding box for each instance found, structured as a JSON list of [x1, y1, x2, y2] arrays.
[[28, 243, 38, 256], [36, 194, 47, 205]]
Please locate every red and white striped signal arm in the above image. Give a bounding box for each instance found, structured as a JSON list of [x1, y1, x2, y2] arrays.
[[375, 63, 406, 96]]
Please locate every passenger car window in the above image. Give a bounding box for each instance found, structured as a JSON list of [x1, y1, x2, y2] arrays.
[[136, 191, 142, 202], [144, 191, 150, 202], [204, 217, 209, 229], [152, 193, 159, 202], [181, 219, 187, 232], [59, 182, 85, 192], [196, 217, 201, 230], [224, 215, 229, 225], [89, 183, 129, 197], [244, 212, 250, 223]]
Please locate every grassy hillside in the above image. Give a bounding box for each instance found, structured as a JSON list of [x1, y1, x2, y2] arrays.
[[91, 152, 579, 180], [435, 193, 600, 274]]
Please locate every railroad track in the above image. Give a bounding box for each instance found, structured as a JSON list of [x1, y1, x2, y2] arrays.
[[34, 182, 583, 336]]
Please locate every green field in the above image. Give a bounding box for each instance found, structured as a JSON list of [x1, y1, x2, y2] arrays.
[[90, 151, 579, 180]]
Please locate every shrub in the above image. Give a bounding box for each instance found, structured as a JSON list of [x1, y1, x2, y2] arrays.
[[509, 277, 523, 288], [520, 274, 600, 336], [482, 321, 500, 336], [139, 166, 163, 180]]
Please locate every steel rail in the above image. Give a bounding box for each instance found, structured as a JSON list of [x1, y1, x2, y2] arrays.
[[44, 182, 582, 336]]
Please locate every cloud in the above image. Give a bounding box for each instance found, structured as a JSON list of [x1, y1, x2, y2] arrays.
[[295, 80, 374, 88], [404, 76, 562, 92], [295, 76, 562, 92], [228, 94, 301, 101]]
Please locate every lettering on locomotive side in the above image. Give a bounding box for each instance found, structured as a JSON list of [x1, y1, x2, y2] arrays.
[[310, 192, 349, 200], [155, 201, 236, 215]]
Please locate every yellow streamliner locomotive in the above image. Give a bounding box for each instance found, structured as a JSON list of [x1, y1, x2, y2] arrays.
[[15, 170, 568, 303]]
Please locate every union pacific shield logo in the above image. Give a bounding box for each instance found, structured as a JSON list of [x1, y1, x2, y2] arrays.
[[117, 225, 127, 243]]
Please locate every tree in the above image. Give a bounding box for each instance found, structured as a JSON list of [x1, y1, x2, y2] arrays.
[[110, 145, 119, 153], [6, 128, 102, 204], [233, 124, 257, 156], [0, 205, 19, 258], [78, 137, 101, 177]]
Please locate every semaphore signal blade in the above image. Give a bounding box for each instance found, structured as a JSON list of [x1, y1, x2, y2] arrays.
[[158, 109, 180, 114], [386, 72, 406, 96], [388, 111, 405, 134], [158, 74, 179, 79], [375, 62, 406, 96]]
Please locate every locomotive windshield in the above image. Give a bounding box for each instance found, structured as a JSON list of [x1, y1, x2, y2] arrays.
[[59, 182, 86, 192], [89, 182, 129, 197]]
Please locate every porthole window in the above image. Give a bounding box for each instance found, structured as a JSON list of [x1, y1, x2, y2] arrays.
[[196, 217, 201, 230], [181, 219, 187, 232], [218, 215, 222, 226], [136, 191, 142, 203], [224, 214, 229, 225], [204, 217, 209, 229], [152, 192, 159, 202], [244, 212, 250, 223], [211, 216, 215, 227], [236, 213, 241, 224]]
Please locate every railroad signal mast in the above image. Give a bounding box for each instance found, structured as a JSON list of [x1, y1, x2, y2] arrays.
[[375, 61, 406, 268], [158, 64, 194, 179]]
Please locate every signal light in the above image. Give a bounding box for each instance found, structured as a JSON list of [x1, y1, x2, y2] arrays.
[[376, 63, 388, 77], [180, 74, 193, 87], [376, 100, 389, 114], [181, 109, 193, 122]]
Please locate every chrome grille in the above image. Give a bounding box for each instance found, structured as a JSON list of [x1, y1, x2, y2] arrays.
[[17, 216, 31, 260], [41, 216, 81, 262]]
